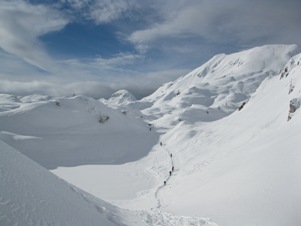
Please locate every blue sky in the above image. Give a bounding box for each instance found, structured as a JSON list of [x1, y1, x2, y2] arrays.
[[0, 0, 301, 99]]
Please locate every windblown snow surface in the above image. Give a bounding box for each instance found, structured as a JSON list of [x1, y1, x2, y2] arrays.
[[1, 44, 301, 226]]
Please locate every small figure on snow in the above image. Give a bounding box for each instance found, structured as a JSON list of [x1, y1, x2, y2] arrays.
[[170, 153, 172, 158], [160, 142, 163, 146], [169, 171, 172, 176], [238, 102, 246, 111], [164, 181, 166, 186], [172, 166, 174, 171]]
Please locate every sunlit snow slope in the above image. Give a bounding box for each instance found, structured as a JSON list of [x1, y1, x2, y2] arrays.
[[141, 44, 298, 126], [0, 141, 217, 226], [0, 140, 122, 226], [103, 44, 301, 226], [0, 95, 158, 169], [153, 50, 301, 226]]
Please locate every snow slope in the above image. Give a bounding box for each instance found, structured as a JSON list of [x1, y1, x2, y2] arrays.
[[51, 45, 301, 226], [0, 140, 121, 226], [0, 141, 217, 226], [0, 94, 163, 210], [141, 44, 298, 126], [155, 52, 301, 226], [0, 95, 158, 169], [95, 45, 301, 225]]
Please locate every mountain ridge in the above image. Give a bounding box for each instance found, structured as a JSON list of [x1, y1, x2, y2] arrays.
[[136, 44, 299, 127]]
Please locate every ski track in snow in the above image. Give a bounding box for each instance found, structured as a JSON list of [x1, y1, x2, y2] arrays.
[[155, 144, 175, 209]]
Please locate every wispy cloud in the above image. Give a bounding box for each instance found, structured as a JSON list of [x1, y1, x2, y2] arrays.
[[0, 66, 188, 99], [0, 79, 115, 98], [61, 53, 144, 79], [60, 0, 133, 24], [89, 0, 131, 24], [91, 53, 143, 69], [0, 0, 69, 70], [129, 0, 301, 51]]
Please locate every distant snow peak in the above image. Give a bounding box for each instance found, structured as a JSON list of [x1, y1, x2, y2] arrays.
[[111, 90, 136, 99], [105, 89, 137, 106]]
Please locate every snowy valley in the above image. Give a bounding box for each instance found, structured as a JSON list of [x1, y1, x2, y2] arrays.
[[1, 44, 301, 226]]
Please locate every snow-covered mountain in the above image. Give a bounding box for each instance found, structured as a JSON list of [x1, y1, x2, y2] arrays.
[[155, 51, 301, 226], [1, 44, 301, 226], [0, 96, 215, 226], [0, 95, 157, 169], [101, 89, 137, 107], [141, 44, 298, 126]]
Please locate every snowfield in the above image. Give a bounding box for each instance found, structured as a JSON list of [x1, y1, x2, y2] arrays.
[[0, 140, 216, 226], [0, 140, 119, 226], [1, 44, 301, 226], [0, 95, 159, 169]]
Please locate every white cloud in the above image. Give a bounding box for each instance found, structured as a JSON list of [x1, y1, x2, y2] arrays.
[[61, 0, 133, 24], [0, 79, 115, 98], [61, 53, 144, 79], [89, 0, 130, 24], [129, 0, 301, 50], [0, 51, 188, 99], [0, 0, 69, 70], [60, 0, 87, 10], [92, 53, 143, 68], [0, 68, 186, 99]]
